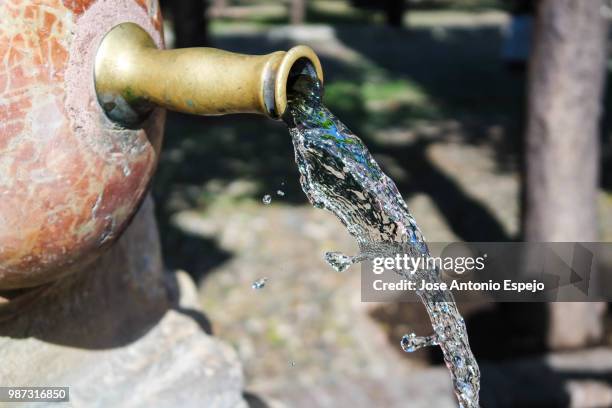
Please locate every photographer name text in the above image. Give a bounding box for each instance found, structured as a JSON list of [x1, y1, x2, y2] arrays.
[[372, 279, 546, 293]]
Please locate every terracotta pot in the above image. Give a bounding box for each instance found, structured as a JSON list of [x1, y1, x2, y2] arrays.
[[0, 0, 324, 292], [0, 0, 166, 289]]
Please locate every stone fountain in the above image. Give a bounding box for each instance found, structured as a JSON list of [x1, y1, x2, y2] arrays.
[[0, 0, 322, 404]]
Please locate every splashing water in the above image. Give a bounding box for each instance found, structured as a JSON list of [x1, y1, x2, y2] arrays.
[[324, 251, 375, 273], [262, 194, 272, 205], [252, 277, 268, 290], [277, 190, 285, 197], [324, 251, 357, 272], [401, 332, 438, 353], [283, 74, 480, 407]]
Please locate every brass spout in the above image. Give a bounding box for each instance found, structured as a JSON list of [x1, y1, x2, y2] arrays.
[[94, 23, 323, 126]]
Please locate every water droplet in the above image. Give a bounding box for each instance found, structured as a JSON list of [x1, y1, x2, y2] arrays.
[[401, 333, 417, 352], [324, 252, 354, 272], [251, 277, 268, 289], [400, 333, 437, 353], [277, 190, 285, 196], [262, 194, 272, 205]]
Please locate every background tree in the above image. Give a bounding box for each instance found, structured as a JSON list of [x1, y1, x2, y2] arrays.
[[168, 0, 209, 47], [384, 0, 405, 27], [290, 0, 307, 25], [524, 0, 609, 349]]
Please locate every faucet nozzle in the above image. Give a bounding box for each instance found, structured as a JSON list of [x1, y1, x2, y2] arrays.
[[94, 22, 324, 126]]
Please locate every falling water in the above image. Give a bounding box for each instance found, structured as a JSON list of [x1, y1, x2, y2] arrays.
[[283, 73, 480, 407], [252, 277, 268, 290]]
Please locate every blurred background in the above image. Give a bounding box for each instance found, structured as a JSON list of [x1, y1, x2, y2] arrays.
[[153, 1, 612, 407]]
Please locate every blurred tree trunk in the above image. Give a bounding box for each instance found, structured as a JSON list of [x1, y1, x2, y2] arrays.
[[171, 0, 209, 48], [384, 0, 405, 28], [524, 0, 608, 349], [213, 0, 227, 10], [289, 0, 306, 25], [208, 0, 227, 18]]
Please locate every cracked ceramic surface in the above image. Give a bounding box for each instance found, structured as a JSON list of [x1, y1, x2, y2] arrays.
[[0, 0, 165, 289]]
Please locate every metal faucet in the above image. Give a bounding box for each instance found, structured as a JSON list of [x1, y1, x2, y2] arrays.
[[94, 23, 324, 127]]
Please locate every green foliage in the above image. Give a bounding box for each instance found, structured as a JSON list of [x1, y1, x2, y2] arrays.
[[362, 79, 428, 103], [324, 81, 365, 115], [323, 77, 442, 134]]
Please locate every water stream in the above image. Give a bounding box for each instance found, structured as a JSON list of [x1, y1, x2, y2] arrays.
[[283, 73, 480, 407]]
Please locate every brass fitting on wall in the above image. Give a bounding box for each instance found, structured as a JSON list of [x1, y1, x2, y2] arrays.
[[94, 23, 324, 126]]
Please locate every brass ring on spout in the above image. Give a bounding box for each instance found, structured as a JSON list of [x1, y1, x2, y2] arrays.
[[274, 45, 324, 118]]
